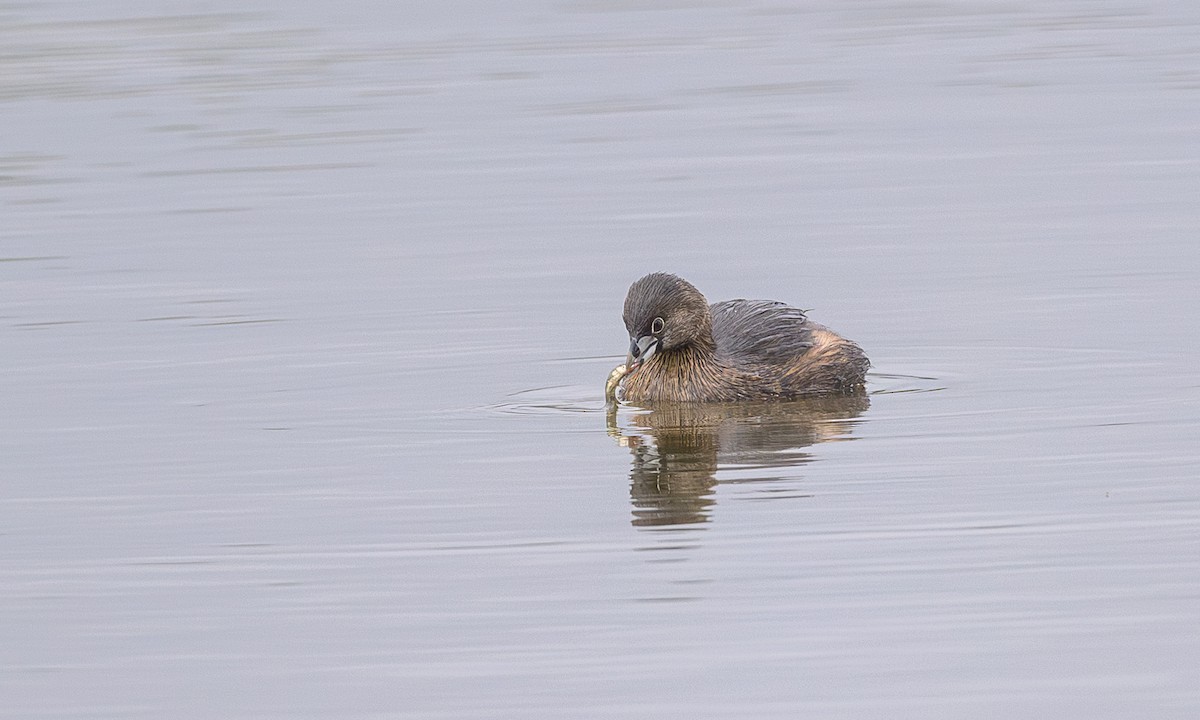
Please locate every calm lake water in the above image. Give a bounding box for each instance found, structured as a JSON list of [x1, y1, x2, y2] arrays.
[[3, 1, 1199, 717]]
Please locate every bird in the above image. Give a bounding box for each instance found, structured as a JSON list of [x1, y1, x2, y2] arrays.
[[608, 273, 869, 403]]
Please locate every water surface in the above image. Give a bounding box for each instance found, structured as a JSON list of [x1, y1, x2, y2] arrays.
[[3, 1, 1199, 718]]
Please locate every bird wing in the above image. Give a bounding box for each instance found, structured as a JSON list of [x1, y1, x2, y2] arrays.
[[709, 299, 814, 365]]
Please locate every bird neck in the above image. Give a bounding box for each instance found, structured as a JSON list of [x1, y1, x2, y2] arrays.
[[655, 338, 726, 386]]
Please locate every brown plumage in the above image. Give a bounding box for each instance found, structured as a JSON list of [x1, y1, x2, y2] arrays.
[[616, 273, 869, 402]]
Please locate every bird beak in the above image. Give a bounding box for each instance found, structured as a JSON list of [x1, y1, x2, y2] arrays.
[[627, 335, 659, 370]]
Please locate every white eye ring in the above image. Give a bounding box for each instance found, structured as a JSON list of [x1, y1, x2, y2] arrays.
[[651, 317, 665, 334]]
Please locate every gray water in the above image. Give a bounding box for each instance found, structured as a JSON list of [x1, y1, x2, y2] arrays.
[[3, 1, 1199, 717]]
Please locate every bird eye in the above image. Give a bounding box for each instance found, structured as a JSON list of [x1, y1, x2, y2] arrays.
[[651, 317, 664, 334]]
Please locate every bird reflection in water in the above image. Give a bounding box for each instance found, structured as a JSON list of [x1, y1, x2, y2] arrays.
[[607, 396, 869, 527]]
